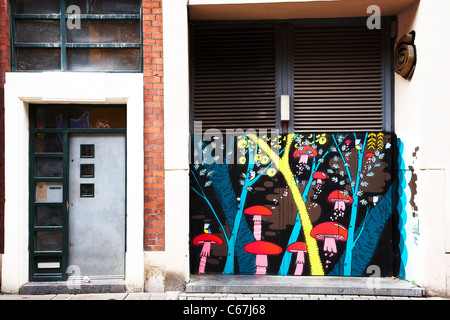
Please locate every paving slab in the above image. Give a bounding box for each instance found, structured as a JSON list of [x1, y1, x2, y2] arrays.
[[125, 293, 152, 300], [69, 293, 128, 300], [0, 294, 56, 300], [165, 291, 181, 300]]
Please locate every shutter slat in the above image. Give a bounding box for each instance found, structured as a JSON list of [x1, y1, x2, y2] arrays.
[[193, 27, 277, 132], [293, 25, 383, 132]]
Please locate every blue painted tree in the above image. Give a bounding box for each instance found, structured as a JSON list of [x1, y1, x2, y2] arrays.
[[327, 132, 393, 276], [190, 134, 280, 274]]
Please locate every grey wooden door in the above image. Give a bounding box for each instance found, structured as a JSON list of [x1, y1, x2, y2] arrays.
[[68, 133, 125, 278]]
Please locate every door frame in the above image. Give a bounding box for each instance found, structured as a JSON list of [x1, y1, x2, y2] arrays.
[[28, 105, 127, 282], [2, 72, 145, 293]]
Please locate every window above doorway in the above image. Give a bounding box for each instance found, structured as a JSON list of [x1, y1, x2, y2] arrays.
[[11, 0, 142, 72]]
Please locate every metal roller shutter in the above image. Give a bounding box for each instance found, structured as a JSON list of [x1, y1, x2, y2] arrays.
[[192, 26, 278, 132], [293, 25, 384, 132], [191, 21, 390, 133]]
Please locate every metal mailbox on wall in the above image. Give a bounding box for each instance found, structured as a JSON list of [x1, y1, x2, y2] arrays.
[[189, 132, 397, 277]]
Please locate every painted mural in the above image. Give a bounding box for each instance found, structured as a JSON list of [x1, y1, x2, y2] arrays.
[[190, 132, 396, 276]]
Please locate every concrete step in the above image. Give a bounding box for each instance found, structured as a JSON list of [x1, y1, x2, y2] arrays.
[[185, 275, 425, 297], [19, 279, 126, 295]]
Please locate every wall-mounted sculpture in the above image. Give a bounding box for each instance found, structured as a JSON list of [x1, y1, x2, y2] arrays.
[[395, 31, 417, 79]]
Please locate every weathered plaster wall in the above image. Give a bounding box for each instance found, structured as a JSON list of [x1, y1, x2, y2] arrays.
[[396, 0, 450, 296]]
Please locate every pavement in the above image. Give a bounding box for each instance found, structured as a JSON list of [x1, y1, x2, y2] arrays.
[[1, 275, 449, 301], [0, 291, 449, 300]]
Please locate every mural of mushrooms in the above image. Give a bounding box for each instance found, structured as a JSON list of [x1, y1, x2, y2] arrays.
[[344, 139, 352, 151], [287, 242, 308, 276], [312, 171, 328, 200], [244, 205, 273, 241], [343, 139, 352, 160], [244, 241, 282, 275], [364, 152, 375, 172], [193, 233, 224, 274], [293, 145, 317, 174], [310, 222, 348, 269], [328, 190, 353, 220]]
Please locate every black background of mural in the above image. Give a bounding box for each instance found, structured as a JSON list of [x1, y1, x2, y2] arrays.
[[190, 133, 398, 277]]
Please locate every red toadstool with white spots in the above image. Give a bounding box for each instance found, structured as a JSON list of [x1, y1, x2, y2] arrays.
[[293, 146, 317, 174], [293, 146, 317, 163], [310, 222, 348, 255], [328, 190, 353, 219], [364, 152, 375, 171]]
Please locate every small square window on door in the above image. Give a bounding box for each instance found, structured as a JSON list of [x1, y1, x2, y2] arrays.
[[80, 164, 95, 178], [80, 184, 94, 198], [80, 144, 95, 158]]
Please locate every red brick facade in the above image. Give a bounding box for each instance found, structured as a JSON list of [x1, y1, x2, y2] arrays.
[[142, 0, 165, 252], [0, 0, 10, 253], [0, 1, 163, 253]]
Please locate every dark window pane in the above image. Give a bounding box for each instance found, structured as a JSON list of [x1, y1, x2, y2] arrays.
[[66, 0, 140, 14], [35, 133, 63, 153], [35, 231, 62, 251], [35, 207, 63, 226], [35, 107, 63, 129], [80, 164, 94, 178], [67, 20, 140, 43], [69, 107, 126, 128], [80, 144, 95, 158], [15, 20, 60, 43], [67, 48, 140, 71], [15, 0, 60, 14], [80, 184, 94, 197], [16, 48, 61, 71], [91, 108, 126, 128], [69, 109, 91, 128], [35, 158, 63, 178]]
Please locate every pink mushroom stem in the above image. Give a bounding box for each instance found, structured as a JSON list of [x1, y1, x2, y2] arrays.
[[334, 200, 346, 212], [299, 154, 309, 164], [253, 215, 262, 240], [198, 242, 212, 274], [200, 242, 212, 257], [255, 254, 268, 275], [323, 237, 337, 253], [294, 251, 305, 276], [199, 256, 207, 274]]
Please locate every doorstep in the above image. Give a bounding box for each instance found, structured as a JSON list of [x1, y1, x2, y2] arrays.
[[19, 279, 126, 295], [185, 275, 425, 297]]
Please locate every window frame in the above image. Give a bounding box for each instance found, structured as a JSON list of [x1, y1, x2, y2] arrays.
[[11, 0, 143, 72], [189, 17, 395, 133]]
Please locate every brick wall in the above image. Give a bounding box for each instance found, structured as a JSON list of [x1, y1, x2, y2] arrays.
[[0, 1, 160, 253], [0, 0, 9, 253], [142, 0, 165, 251]]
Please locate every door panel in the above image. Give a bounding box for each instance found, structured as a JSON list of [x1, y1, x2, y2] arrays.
[[68, 133, 125, 277]]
